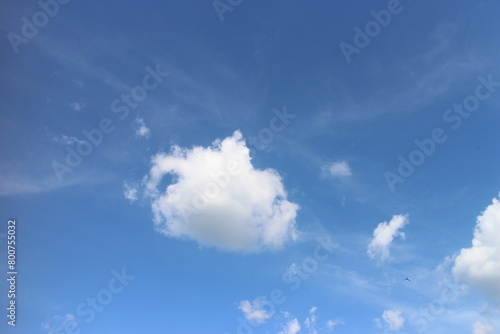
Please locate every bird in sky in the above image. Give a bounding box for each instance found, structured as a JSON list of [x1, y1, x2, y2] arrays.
[[404, 277, 411, 282]]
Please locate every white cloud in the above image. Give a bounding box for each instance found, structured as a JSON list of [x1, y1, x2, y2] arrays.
[[69, 102, 86, 111], [473, 321, 495, 334], [239, 297, 273, 324], [52, 134, 85, 145], [279, 318, 301, 334], [381, 309, 405, 332], [272, 307, 341, 334], [283, 262, 300, 279], [123, 182, 138, 203], [326, 318, 344, 330], [453, 196, 500, 301], [305, 306, 317, 334], [42, 314, 78, 334], [0, 163, 87, 196], [134, 117, 151, 138], [326, 160, 352, 177], [368, 215, 409, 262], [143, 130, 299, 252]]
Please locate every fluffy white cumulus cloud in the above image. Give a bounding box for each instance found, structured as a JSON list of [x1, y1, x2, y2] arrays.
[[381, 309, 405, 331], [239, 297, 273, 324], [143, 130, 299, 252], [279, 318, 301, 334], [453, 196, 500, 301], [368, 214, 409, 262]]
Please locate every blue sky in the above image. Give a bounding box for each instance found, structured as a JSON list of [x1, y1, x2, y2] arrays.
[[1, 0, 500, 333]]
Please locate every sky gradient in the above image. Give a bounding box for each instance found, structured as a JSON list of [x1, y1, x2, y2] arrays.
[[1, 0, 500, 333]]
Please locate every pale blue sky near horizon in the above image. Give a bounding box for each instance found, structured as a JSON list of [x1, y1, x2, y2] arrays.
[[1, 1, 500, 333]]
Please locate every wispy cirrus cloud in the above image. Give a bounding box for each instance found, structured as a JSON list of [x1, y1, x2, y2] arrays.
[[42, 314, 78, 334], [473, 321, 495, 334], [51, 134, 85, 145]]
